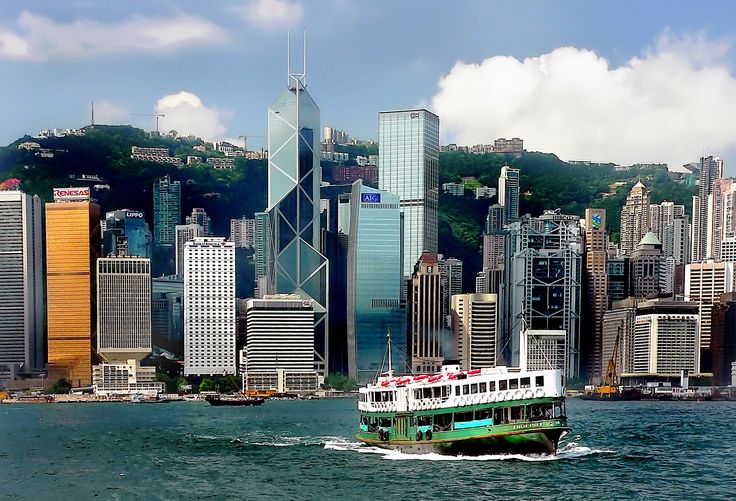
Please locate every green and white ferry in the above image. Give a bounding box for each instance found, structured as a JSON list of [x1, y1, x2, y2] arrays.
[[356, 361, 570, 456]]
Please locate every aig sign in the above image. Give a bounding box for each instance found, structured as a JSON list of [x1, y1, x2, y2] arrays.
[[361, 193, 381, 203], [53, 187, 90, 202]]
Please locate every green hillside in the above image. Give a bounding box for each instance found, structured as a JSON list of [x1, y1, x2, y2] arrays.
[[0, 126, 696, 291]]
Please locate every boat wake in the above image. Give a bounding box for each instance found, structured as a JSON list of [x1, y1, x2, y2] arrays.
[[186, 432, 348, 448], [324, 437, 614, 462]]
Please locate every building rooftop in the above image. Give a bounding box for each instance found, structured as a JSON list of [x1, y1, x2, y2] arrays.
[[639, 232, 661, 246]]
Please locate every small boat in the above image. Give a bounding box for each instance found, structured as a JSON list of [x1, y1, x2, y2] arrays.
[[205, 394, 265, 407]]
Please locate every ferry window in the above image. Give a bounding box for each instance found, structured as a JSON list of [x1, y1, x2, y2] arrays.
[[432, 387, 442, 398], [417, 415, 432, 426], [536, 375, 545, 387], [443, 386, 450, 398], [470, 384, 478, 394], [489, 381, 496, 392], [499, 380, 508, 391], [509, 379, 519, 390], [554, 402, 565, 418], [462, 385, 470, 395], [368, 417, 379, 432], [455, 411, 473, 422], [423, 388, 432, 399], [521, 377, 531, 389], [379, 417, 392, 427], [475, 409, 492, 420], [455, 386, 460, 396], [414, 390, 421, 400], [479, 382, 487, 393], [510, 407, 522, 421], [493, 407, 506, 424], [434, 413, 453, 432]]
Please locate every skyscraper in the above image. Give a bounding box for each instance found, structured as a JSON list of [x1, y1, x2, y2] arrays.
[[0, 189, 44, 379], [498, 166, 520, 222], [45, 187, 101, 387], [378, 109, 439, 278], [175, 223, 204, 276], [96, 257, 151, 361], [439, 256, 463, 327], [692, 155, 724, 262], [185, 208, 211, 236], [346, 181, 403, 381], [102, 209, 152, 258], [649, 201, 684, 242], [620, 181, 651, 255], [153, 175, 181, 245], [151, 274, 184, 357], [583, 208, 608, 379], [266, 56, 329, 374], [230, 216, 256, 248], [629, 232, 663, 298], [183, 237, 236, 376], [408, 251, 445, 373], [451, 293, 498, 370], [253, 211, 269, 296]]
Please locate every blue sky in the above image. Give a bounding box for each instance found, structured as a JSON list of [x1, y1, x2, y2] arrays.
[[2, 0, 736, 174]]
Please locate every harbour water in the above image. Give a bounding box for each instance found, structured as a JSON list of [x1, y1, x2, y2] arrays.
[[1, 398, 734, 500]]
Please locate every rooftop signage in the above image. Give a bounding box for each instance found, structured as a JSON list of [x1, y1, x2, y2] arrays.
[[53, 187, 90, 202]]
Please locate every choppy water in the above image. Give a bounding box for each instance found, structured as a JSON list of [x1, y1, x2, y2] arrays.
[[1, 398, 734, 500]]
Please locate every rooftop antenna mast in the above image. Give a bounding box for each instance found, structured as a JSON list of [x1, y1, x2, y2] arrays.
[[91, 101, 95, 127], [287, 28, 307, 90]]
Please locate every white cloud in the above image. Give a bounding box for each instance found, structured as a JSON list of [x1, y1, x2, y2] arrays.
[[235, 0, 303, 29], [154, 91, 228, 141], [0, 11, 228, 61], [431, 32, 736, 170]]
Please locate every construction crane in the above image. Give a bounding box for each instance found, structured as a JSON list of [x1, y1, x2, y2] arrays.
[[237, 134, 264, 152], [597, 330, 621, 397], [133, 113, 166, 134]]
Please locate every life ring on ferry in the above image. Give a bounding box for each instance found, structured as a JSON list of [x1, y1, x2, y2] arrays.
[[514, 390, 522, 400], [525, 389, 534, 399], [416, 430, 423, 441], [425, 430, 432, 441], [535, 388, 544, 397]]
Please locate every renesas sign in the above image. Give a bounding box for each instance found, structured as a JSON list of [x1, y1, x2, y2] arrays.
[[53, 187, 90, 202], [361, 193, 381, 203]]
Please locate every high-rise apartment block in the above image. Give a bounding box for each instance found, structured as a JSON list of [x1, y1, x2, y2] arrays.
[[230, 216, 256, 248], [649, 201, 684, 242], [451, 293, 498, 370], [96, 257, 151, 364], [498, 166, 520, 222], [346, 182, 404, 381], [183, 237, 236, 376], [175, 223, 204, 276], [244, 294, 318, 392], [45, 187, 101, 386], [153, 175, 181, 245], [185, 208, 210, 236], [620, 181, 651, 255], [691, 156, 723, 262], [378, 109, 439, 278], [439, 256, 463, 327], [0, 190, 44, 380], [253, 211, 269, 296], [408, 251, 445, 373], [266, 66, 329, 374]]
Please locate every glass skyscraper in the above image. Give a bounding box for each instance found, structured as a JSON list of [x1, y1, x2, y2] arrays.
[[378, 109, 439, 278], [153, 175, 181, 246], [346, 181, 404, 381], [102, 209, 152, 258], [266, 70, 329, 374]]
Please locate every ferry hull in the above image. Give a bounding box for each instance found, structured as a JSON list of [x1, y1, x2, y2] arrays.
[[357, 427, 570, 456]]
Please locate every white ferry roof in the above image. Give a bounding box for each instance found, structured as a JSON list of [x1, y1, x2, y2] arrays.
[[369, 366, 515, 389]]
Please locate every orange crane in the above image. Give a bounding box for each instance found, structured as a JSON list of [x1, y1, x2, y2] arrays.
[[597, 331, 620, 397]]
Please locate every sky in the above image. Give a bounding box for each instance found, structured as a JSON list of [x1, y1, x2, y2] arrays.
[[2, 0, 736, 175]]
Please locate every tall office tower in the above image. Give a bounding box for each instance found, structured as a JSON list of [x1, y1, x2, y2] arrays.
[[663, 215, 690, 265], [408, 251, 445, 373], [346, 182, 404, 381], [451, 293, 498, 370], [266, 58, 330, 375], [153, 175, 181, 245], [438, 256, 463, 327], [685, 260, 735, 369], [619, 181, 651, 255], [711, 293, 736, 385], [649, 201, 684, 241], [691, 155, 723, 261], [45, 187, 101, 387], [0, 189, 44, 380], [174, 223, 204, 276], [629, 232, 663, 298], [498, 166, 520, 222], [183, 237, 236, 376], [503, 211, 582, 378], [601, 297, 639, 375], [151, 275, 184, 357], [102, 209, 152, 258], [244, 295, 317, 393], [253, 211, 269, 297], [185, 208, 211, 236], [230, 216, 256, 248], [706, 178, 731, 260], [378, 109, 440, 278], [482, 203, 506, 295], [485, 203, 505, 234], [96, 257, 151, 361], [632, 299, 700, 375], [722, 181, 736, 243], [607, 257, 629, 302], [583, 208, 608, 380]]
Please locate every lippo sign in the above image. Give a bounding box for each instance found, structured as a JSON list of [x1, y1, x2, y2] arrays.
[[53, 187, 90, 202]]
